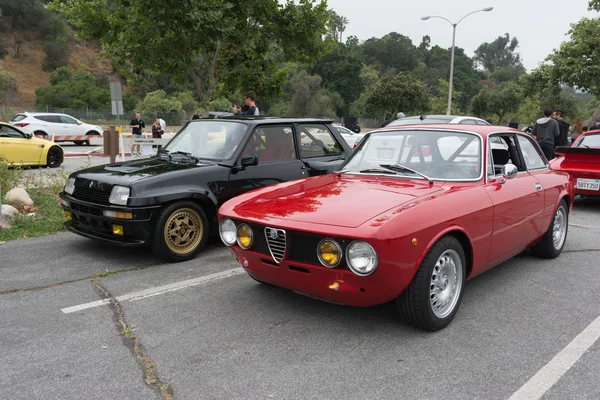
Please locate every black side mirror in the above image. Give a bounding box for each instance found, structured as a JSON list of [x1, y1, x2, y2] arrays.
[[240, 154, 258, 167]]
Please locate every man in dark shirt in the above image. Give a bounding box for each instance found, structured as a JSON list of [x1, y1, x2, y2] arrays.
[[554, 110, 570, 147], [532, 108, 560, 160], [241, 91, 259, 116], [130, 112, 145, 156]]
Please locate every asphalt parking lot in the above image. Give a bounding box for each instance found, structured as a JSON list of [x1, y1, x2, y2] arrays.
[[1, 197, 599, 400]]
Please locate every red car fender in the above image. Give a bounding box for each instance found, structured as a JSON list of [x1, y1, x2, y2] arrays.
[[413, 225, 475, 279]]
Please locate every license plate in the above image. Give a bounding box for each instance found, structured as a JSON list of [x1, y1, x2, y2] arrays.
[[377, 148, 395, 159], [576, 178, 600, 191]]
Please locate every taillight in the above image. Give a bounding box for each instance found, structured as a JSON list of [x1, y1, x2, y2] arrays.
[[353, 143, 357, 149], [15, 123, 29, 127]]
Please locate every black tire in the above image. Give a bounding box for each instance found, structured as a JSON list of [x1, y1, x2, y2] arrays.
[[531, 199, 569, 259], [396, 236, 466, 331], [46, 146, 63, 168], [152, 201, 209, 262], [74, 141, 84, 145]]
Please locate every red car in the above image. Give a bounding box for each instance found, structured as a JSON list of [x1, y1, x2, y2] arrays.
[[550, 130, 600, 197], [218, 125, 574, 331]]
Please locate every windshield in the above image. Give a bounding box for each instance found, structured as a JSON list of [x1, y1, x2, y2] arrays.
[[164, 121, 248, 160], [340, 129, 482, 181], [577, 134, 600, 147]]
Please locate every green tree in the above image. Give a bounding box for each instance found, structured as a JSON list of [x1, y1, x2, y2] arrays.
[[0, 67, 17, 102], [470, 82, 524, 124], [311, 41, 365, 110], [136, 90, 185, 125], [362, 32, 421, 74], [51, 0, 330, 107], [288, 71, 340, 118], [429, 79, 461, 115], [474, 33, 524, 74], [534, 2, 600, 98], [365, 73, 430, 116], [35, 67, 138, 110]]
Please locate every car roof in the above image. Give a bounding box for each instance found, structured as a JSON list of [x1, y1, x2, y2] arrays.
[[389, 114, 489, 125], [189, 117, 335, 125], [369, 124, 524, 138]]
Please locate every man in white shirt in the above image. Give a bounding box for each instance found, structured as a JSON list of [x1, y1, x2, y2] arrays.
[[159, 117, 166, 131]]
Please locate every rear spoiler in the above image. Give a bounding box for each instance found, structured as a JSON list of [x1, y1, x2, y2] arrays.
[[554, 146, 600, 156]]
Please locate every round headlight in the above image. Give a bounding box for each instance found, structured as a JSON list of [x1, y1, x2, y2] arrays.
[[317, 239, 342, 268], [236, 224, 253, 249], [346, 241, 378, 276], [219, 218, 237, 246]]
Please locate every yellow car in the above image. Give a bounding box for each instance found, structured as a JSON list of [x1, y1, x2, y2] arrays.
[[0, 122, 63, 168]]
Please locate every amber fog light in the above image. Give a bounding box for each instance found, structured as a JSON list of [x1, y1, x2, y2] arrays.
[[236, 224, 254, 249], [317, 239, 342, 268]]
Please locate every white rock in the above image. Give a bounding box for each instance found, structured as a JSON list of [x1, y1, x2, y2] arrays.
[[0, 205, 18, 231], [5, 188, 33, 208]]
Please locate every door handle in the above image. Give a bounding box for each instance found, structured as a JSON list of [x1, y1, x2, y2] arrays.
[[534, 182, 543, 191]]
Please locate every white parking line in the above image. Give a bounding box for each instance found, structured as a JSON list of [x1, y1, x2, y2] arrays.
[[570, 223, 600, 230], [61, 267, 244, 314], [508, 315, 600, 400]]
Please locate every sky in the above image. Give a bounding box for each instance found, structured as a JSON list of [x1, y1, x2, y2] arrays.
[[323, 0, 599, 71]]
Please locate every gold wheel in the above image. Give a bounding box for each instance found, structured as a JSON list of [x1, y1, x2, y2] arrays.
[[163, 208, 204, 255]]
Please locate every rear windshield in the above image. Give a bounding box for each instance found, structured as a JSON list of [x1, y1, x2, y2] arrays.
[[388, 117, 454, 126], [10, 114, 26, 122]]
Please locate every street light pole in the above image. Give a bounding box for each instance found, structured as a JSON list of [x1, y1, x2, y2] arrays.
[[422, 7, 494, 115]]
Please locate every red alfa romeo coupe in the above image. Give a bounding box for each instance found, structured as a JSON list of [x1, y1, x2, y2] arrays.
[[550, 129, 600, 197], [218, 125, 574, 330]]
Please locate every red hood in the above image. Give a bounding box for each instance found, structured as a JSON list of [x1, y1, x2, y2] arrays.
[[232, 174, 444, 228]]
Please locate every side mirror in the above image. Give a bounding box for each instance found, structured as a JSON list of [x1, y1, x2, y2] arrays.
[[77, 121, 83, 125], [26, 133, 33, 139], [240, 154, 258, 168], [502, 163, 518, 180]]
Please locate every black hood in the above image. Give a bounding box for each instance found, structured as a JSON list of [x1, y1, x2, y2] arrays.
[[71, 157, 225, 187]]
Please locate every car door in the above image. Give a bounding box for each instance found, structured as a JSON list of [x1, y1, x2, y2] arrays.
[[0, 124, 43, 165], [484, 133, 545, 262], [59, 115, 82, 136], [516, 133, 557, 231], [226, 125, 307, 202]]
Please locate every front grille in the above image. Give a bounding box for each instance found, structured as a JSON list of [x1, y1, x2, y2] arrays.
[[265, 227, 287, 264], [73, 186, 111, 205]]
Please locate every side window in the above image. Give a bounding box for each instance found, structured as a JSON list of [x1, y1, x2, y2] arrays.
[[0, 125, 25, 138], [459, 119, 477, 125], [489, 135, 523, 175], [487, 143, 494, 177], [243, 126, 296, 163], [60, 116, 78, 124], [517, 135, 547, 169], [297, 124, 343, 158]]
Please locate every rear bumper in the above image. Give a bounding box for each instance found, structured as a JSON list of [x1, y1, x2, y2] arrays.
[[228, 247, 403, 307], [59, 192, 159, 246]]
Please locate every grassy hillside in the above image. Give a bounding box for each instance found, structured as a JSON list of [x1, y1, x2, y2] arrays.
[[0, 29, 114, 107]]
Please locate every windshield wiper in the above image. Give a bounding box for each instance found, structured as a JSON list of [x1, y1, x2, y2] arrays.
[[358, 168, 397, 175], [379, 164, 433, 185]]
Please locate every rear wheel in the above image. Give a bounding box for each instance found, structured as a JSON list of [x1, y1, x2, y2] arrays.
[[46, 146, 63, 168], [397, 236, 466, 331], [531, 199, 568, 259], [152, 201, 209, 262]]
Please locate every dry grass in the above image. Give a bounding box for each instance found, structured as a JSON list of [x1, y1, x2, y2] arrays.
[[0, 30, 114, 107]]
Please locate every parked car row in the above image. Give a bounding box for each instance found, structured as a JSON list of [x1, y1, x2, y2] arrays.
[[56, 115, 582, 332]]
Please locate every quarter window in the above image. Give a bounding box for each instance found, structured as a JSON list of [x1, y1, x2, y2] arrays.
[[297, 124, 343, 158], [517, 135, 547, 170]]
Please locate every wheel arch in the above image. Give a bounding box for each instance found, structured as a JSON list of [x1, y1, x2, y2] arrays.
[[152, 193, 219, 235], [418, 227, 474, 279]]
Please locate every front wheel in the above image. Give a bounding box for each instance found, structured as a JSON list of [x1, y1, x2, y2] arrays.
[[396, 236, 466, 331], [46, 146, 63, 168], [152, 201, 209, 262], [531, 199, 568, 259]]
